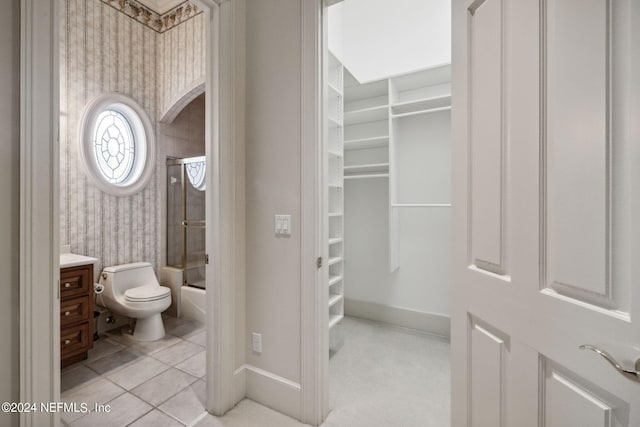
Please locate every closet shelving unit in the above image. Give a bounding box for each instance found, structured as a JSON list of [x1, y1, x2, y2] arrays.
[[326, 52, 451, 331], [339, 64, 451, 271], [327, 51, 345, 331], [388, 65, 452, 269], [343, 70, 391, 181], [389, 65, 452, 205]]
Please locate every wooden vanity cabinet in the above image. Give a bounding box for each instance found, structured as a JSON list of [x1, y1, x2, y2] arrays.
[[60, 264, 94, 368]]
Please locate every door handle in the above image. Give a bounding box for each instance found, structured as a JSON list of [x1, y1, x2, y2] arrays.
[[579, 344, 640, 382]]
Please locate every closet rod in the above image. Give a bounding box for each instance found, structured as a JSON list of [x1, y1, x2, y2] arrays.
[[391, 203, 452, 207]]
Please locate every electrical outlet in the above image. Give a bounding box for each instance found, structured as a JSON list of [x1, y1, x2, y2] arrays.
[[252, 332, 262, 354]]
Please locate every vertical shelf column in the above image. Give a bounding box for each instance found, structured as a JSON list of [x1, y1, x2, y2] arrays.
[[327, 51, 345, 330]]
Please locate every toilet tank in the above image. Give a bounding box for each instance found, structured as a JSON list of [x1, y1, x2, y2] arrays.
[[100, 262, 159, 293]]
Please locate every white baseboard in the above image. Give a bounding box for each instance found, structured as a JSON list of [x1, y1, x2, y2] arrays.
[[344, 298, 450, 338], [233, 366, 246, 406], [236, 364, 301, 420]]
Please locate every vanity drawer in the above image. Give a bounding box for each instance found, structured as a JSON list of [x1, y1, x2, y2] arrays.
[[60, 296, 89, 327], [60, 322, 90, 357], [60, 265, 91, 298]]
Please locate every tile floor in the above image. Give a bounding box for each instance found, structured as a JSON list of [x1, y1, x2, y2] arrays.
[[61, 315, 207, 426], [62, 315, 450, 427]]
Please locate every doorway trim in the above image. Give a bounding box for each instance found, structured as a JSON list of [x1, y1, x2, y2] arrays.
[[300, 0, 329, 425], [20, 1, 60, 425], [19, 0, 241, 424]]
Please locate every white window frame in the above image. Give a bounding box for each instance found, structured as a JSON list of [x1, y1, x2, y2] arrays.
[[79, 93, 155, 196]]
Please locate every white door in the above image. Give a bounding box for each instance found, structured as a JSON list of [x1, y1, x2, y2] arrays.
[[452, 0, 640, 425]]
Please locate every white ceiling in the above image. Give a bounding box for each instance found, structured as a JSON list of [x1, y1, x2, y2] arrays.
[[137, 0, 187, 15], [329, 0, 451, 83]]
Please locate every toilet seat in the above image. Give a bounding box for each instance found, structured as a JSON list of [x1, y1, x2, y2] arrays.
[[124, 285, 171, 302]]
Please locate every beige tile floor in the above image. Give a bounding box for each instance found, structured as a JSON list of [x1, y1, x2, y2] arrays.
[[61, 315, 207, 427], [62, 315, 450, 427]]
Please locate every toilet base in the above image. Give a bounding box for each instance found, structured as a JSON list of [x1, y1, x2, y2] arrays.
[[133, 313, 166, 341]]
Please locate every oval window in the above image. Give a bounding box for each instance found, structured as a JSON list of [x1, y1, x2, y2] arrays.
[[79, 94, 155, 196]]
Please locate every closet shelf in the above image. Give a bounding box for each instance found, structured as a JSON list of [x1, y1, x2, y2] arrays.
[[329, 314, 344, 329], [328, 237, 343, 245], [391, 105, 451, 119], [344, 105, 388, 125], [328, 117, 342, 127], [328, 183, 343, 189], [344, 173, 389, 180], [328, 275, 343, 287], [328, 294, 343, 308], [328, 257, 342, 266], [328, 82, 343, 97], [328, 150, 343, 158], [328, 212, 343, 217], [345, 77, 388, 101], [344, 136, 389, 151], [344, 163, 389, 175], [392, 203, 452, 208], [391, 94, 451, 115]]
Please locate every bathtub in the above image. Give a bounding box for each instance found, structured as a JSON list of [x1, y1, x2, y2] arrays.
[[181, 285, 206, 324], [160, 266, 206, 324]]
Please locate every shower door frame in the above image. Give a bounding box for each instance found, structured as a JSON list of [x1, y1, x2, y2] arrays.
[[167, 155, 207, 287], [20, 0, 244, 425]]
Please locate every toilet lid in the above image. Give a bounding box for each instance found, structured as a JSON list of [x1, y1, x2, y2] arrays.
[[124, 285, 171, 302]]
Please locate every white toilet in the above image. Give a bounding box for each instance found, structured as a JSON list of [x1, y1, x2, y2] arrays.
[[99, 262, 172, 341]]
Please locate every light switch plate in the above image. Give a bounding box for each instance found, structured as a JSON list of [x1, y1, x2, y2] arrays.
[[275, 214, 292, 236], [252, 332, 262, 353]]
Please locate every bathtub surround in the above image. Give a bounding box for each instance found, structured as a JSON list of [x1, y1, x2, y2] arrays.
[[60, 0, 205, 275], [160, 266, 184, 317]]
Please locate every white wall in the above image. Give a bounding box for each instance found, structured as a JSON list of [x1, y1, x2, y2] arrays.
[[0, 0, 20, 424], [244, 0, 303, 417], [329, 0, 451, 82]]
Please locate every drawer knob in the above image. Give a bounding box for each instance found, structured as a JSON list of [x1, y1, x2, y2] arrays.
[[64, 311, 70, 316], [64, 339, 71, 345], [64, 283, 71, 288]]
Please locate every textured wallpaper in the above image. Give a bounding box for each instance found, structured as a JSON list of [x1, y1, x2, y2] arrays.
[[157, 13, 206, 118], [60, 0, 205, 274]]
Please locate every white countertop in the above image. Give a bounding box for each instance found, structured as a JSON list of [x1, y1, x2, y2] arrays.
[[60, 253, 99, 269]]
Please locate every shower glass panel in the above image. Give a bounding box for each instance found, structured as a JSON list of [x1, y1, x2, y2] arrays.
[[166, 156, 206, 289]]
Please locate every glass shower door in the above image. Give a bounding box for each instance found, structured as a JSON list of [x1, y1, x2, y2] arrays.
[[183, 157, 206, 288], [167, 156, 207, 289]]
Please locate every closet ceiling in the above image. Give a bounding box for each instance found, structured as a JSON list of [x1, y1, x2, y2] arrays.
[[137, 0, 186, 14]]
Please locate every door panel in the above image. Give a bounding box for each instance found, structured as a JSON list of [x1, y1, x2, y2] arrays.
[[544, 0, 632, 311], [469, 317, 509, 426], [545, 0, 610, 303], [469, 0, 507, 275], [452, 0, 640, 425], [543, 360, 628, 427]]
